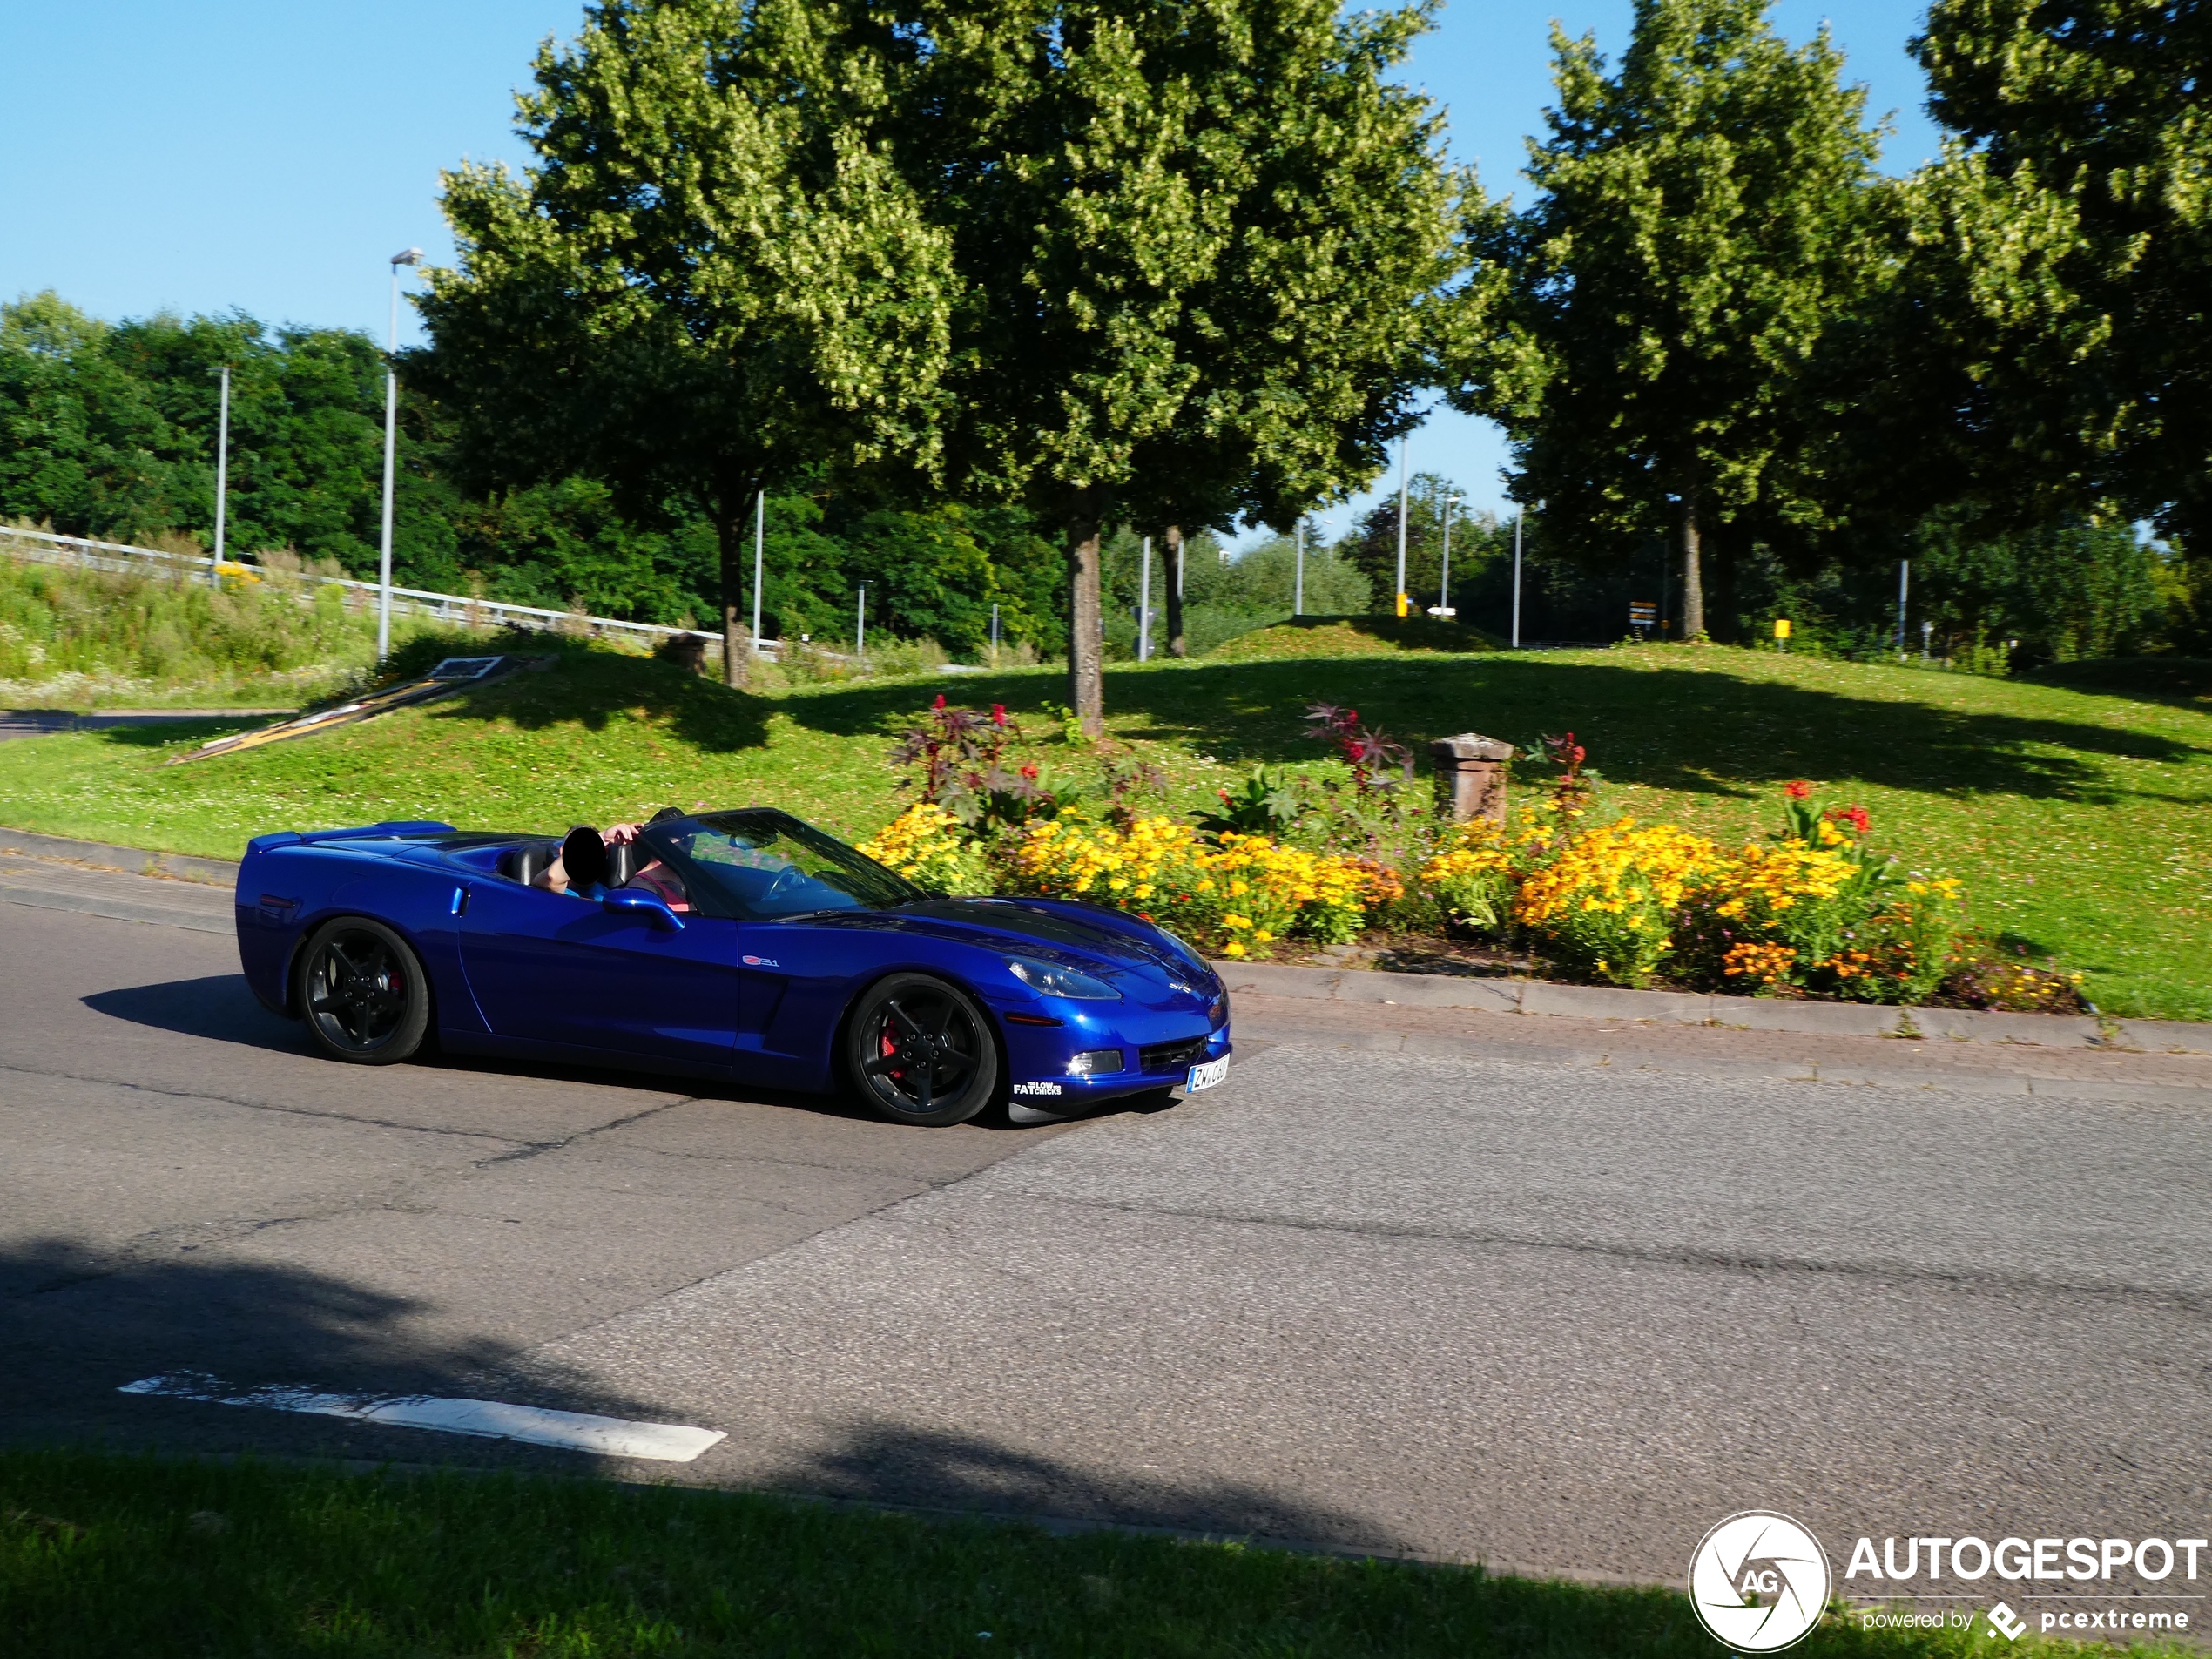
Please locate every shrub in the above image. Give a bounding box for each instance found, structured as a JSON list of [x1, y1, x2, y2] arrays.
[[1418, 769, 1971, 999], [1420, 816, 1515, 932], [1004, 814, 1381, 958], [855, 803, 993, 896], [1513, 818, 1722, 986]]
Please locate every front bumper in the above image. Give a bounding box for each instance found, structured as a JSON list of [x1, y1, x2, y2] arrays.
[[997, 1001, 1232, 1116]]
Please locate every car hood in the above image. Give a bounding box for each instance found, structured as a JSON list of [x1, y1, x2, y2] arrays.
[[831, 897, 1215, 998]]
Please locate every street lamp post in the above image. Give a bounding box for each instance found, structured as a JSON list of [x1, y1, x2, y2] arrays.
[[1439, 496, 1461, 617], [1293, 519, 1305, 617], [1896, 559, 1910, 658], [212, 364, 230, 587], [376, 247, 422, 664], [1511, 508, 1524, 649], [856, 583, 867, 657], [1137, 535, 1152, 662], [1393, 438, 1410, 617], [752, 490, 765, 657]]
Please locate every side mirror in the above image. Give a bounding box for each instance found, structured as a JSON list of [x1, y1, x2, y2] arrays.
[[602, 889, 685, 931]]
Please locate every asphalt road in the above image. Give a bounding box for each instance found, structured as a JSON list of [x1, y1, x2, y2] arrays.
[[5, 882, 2209, 1592]]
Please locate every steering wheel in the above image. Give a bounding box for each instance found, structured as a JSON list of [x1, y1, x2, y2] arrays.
[[762, 866, 809, 903]]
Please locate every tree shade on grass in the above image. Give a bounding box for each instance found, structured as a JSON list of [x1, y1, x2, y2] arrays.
[[0, 637, 2204, 1021], [0, 1450, 2168, 1658]]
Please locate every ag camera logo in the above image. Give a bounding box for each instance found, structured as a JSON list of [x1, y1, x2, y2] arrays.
[[1689, 1512, 1832, 1652]]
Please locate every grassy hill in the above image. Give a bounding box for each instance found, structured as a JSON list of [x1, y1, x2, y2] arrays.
[[3, 636, 2206, 1019]]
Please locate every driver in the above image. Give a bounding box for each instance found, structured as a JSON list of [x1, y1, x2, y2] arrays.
[[531, 825, 622, 899], [611, 806, 692, 912], [531, 810, 691, 912]]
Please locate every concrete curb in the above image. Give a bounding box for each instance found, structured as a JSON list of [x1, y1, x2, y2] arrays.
[[1211, 958, 2212, 1056], [0, 826, 239, 887]]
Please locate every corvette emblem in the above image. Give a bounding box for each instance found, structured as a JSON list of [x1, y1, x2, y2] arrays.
[[742, 954, 780, 967]]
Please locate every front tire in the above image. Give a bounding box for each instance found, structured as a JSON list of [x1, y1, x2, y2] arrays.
[[297, 918, 430, 1065], [847, 973, 999, 1127]]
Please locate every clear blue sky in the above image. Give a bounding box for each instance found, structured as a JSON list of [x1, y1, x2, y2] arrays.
[[0, 0, 1943, 543]]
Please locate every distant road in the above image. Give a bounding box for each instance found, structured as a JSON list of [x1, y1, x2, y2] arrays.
[[4, 868, 2209, 1594], [0, 709, 285, 743]]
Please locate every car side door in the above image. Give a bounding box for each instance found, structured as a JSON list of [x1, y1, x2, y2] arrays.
[[457, 879, 738, 1069]]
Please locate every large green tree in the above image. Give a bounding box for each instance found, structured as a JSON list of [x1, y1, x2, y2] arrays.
[[914, 0, 1457, 725], [1911, 0, 2212, 544], [413, 0, 956, 685], [1446, 0, 1884, 639]]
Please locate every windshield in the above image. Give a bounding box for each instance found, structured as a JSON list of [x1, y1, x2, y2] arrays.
[[648, 811, 922, 920]]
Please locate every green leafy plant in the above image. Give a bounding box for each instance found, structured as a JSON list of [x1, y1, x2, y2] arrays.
[[1197, 766, 1305, 837]]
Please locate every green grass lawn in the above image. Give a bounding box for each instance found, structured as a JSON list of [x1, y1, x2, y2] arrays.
[[2, 637, 2206, 1019], [0, 1450, 2174, 1658]]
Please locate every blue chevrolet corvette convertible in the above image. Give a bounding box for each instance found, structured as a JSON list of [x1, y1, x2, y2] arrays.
[[234, 809, 1231, 1126]]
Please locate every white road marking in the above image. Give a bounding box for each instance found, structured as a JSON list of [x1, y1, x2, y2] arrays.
[[118, 1372, 725, 1462]]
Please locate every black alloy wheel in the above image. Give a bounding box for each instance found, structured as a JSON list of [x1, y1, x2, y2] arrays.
[[297, 918, 431, 1064], [848, 972, 999, 1127]]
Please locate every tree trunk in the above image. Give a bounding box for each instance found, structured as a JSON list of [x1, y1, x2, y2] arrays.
[[716, 497, 754, 690], [1678, 493, 1706, 642], [1705, 526, 1741, 645], [1066, 493, 1105, 736], [1163, 523, 1187, 658]]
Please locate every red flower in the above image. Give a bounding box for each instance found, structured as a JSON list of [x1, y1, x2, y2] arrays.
[[1784, 779, 1813, 800], [932, 693, 948, 711], [1827, 804, 1871, 836], [990, 703, 1008, 726], [1020, 764, 1039, 780]]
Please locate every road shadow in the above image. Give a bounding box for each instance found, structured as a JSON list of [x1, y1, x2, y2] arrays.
[[83, 974, 311, 1055], [78, 972, 1096, 1133], [750, 1416, 1415, 1558], [0, 1238, 667, 1470]]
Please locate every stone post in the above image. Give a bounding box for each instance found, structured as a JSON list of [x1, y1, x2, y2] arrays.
[[1429, 733, 1514, 824]]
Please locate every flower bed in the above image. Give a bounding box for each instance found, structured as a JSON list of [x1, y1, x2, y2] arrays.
[[854, 701, 2076, 1010], [863, 805, 1384, 958]]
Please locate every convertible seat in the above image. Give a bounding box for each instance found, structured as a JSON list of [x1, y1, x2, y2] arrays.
[[604, 840, 640, 887], [500, 840, 561, 886]]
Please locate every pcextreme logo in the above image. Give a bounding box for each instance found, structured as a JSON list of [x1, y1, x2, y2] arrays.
[[1688, 1512, 1832, 1653]]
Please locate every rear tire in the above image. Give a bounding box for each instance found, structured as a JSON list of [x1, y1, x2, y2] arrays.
[[847, 973, 999, 1127], [296, 918, 430, 1065]]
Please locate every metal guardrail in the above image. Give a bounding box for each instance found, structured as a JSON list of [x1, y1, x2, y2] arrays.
[[0, 524, 779, 662]]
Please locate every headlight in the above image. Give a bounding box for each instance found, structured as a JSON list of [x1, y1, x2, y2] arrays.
[[1008, 958, 1121, 1000]]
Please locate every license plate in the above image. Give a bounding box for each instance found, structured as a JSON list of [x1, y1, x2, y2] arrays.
[[1185, 1057, 1229, 1094]]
